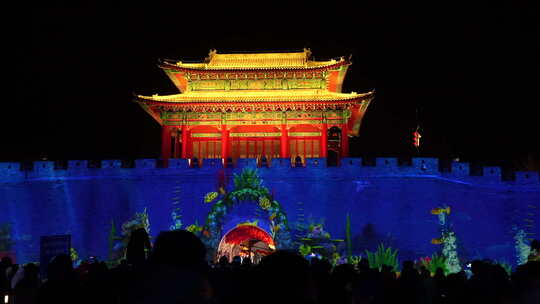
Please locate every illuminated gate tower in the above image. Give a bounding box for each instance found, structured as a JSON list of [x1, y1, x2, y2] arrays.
[[135, 49, 374, 163]]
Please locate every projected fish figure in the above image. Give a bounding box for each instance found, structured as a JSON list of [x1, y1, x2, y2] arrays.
[[431, 207, 451, 215]]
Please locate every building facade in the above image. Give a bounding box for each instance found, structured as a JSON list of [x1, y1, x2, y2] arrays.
[[135, 49, 374, 164]]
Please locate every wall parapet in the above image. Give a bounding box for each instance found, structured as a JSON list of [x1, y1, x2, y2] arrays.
[[451, 162, 470, 177], [68, 160, 88, 170], [135, 159, 157, 169], [101, 160, 122, 169], [515, 171, 540, 184], [0, 162, 21, 178], [168, 159, 190, 169], [0, 158, 538, 186], [483, 166, 502, 182]]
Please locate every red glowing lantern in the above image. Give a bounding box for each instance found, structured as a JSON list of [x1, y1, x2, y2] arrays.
[[412, 131, 421, 147]]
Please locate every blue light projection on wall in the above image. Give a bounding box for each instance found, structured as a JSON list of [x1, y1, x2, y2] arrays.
[[0, 158, 538, 267]]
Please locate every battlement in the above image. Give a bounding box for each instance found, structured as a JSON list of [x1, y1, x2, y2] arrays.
[[0, 158, 539, 185]]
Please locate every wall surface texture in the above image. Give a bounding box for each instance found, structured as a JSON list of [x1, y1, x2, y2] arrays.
[[1, 158, 539, 265]]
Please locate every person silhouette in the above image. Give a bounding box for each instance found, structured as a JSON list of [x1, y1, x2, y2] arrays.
[[253, 251, 316, 304], [121, 230, 212, 304], [294, 155, 303, 167], [37, 254, 81, 304], [126, 228, 151, 267]]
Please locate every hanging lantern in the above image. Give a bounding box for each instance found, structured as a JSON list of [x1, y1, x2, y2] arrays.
[[412, 131, 421, 147]]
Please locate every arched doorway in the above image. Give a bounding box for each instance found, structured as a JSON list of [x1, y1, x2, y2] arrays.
[[216, 225, 275, 264], [328, 126, 342, 151], [326, 126, 342, 166], [201, 169, 293, 258]]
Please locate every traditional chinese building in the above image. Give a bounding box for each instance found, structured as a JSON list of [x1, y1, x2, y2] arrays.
[[135, 49, 374, 164]]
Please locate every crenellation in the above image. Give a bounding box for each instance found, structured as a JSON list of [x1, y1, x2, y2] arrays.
[[236, 158, 257, 168], [0, 162, 20, 171], [68, 160, 88, 170], [305, 158, 326, 167], [337, 157, 362, 176], [0, 158, 538, 186], [376, 158, 398, 169], [54, 160, 68, 170], [0, 162, 22, 178], [515, 171, 540, 184], [168, 159, 190, 169], [135, 159, 157, 169], [341, 157, 362, 167], [257, 158, 270, 168], [34, 161, 55, 176], [121, 160, 135, 168], [361, 157, 376, 167], [203, 158, 223, 168], [451, 161, 470, 177], [469, 163, 483, 176], [66, 160, 89, 177], [412, 158, 438, 175], [271, 158, 290, 168], [88, 160, 101, 169], [483, 166, 502, 181], [101, 160, 122, 169]]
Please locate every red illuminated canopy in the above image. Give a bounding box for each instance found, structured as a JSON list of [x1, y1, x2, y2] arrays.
[[223, 225, 274, 245]]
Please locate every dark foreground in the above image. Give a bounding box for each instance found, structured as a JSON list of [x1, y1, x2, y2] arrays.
[[1, 230, 539, 304]]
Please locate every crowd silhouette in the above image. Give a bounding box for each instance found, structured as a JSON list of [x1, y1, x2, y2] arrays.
[[1, 230, 539, 304]]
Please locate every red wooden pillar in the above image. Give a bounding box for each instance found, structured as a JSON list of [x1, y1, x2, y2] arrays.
[[181, 125, 188, 158], [161, 125, 172, 165], [341, 124, 349, 157], [172, 132, 177, 158], [321, 123, 328, 157], [221, 125, 229, 165], [280, 124, 289, 158]]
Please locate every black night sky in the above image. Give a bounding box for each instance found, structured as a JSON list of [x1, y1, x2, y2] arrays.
[[9, 2, 539, 171]]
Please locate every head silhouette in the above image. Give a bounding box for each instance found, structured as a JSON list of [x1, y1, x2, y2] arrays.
[[218, 255, 229, 267], [23, 263, 39, 279], [47, 253, 74, 281], [150, 230, 206, 267], [232, 255, 242, 267], [358, 258, 370, 272], [256, 251, 314, 303], [126, 227, 151, 265], [434, 267, 445, 278], [129, 228, 150, 244], [471, 260, 486, 275]]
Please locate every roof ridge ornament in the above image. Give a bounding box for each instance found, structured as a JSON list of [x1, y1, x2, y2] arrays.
[[303, 48, 312, 59], [206, 49, 217, 63]]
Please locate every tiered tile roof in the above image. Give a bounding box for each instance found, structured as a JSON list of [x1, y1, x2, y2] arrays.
[[137, 90, 370, 103], [161, 49, 346, 71]]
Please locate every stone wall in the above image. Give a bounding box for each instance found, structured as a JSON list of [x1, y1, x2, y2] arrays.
[[0, 158, 538, 265]]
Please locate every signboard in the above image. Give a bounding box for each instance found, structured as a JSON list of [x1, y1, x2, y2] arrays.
[[40, 235, 71, 278]]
